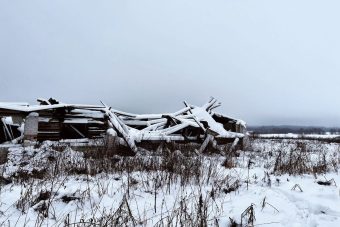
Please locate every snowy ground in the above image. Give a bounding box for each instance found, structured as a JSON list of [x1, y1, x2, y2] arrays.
[[0, 139, 339, 226], [256, 133, 340, 140]]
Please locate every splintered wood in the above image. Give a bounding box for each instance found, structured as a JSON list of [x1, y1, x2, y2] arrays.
[[0, 97, 247, 153]]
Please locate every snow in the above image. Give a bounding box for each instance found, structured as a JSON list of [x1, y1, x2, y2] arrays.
[[0, 138, 339, 226], [257, 133, 340, 139], [107, 128, 117, 136], [28, 112, 39, 117], [1, 99, 246, 148], [0, 103, 104, 113], [192, 107, 244, 138], [2, 117, 13, 125], [106, 103, 245, 148], [63, 118, 89, 124], [212, 112, 247, 127]]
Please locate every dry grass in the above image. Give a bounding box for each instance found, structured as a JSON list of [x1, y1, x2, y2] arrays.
[[0, 138, 339, 226]]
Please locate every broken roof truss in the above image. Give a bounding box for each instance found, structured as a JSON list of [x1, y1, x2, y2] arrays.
[[0, 97, 246, 153]]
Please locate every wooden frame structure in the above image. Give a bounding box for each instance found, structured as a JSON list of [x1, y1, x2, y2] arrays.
[[0, 98, 247, 154]]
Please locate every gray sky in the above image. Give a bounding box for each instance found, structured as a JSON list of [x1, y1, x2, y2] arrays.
[[1, 0, 340, 126]]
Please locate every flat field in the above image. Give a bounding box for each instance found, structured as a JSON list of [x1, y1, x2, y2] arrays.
[[0, 138, 339, 226]]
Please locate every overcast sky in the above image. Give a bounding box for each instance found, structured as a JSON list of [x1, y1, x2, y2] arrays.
[[0, 0, 339, 126]]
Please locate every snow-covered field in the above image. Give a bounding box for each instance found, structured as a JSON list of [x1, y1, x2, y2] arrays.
[[0, 139, 339, 226], [256, 133, 340, 139]]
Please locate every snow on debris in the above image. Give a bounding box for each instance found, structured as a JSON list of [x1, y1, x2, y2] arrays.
[[1, 97, 246, 152]]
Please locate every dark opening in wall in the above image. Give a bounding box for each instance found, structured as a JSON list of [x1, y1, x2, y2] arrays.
[[0, 117, 21, 143]]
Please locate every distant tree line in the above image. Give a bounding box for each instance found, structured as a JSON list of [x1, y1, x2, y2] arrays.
[[248, 126, 340, 134]]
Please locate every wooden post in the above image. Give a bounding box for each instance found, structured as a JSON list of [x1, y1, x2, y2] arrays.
[[24, 112, 39, 141]]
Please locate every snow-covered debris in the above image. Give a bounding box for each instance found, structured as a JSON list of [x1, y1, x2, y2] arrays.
[[108, 97, 246, 151], [1, 97, 247, 153]]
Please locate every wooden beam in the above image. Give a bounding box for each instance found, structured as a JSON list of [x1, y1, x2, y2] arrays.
[[183, 101, 206, 132]]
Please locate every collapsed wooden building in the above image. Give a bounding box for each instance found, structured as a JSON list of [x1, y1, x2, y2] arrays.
[[0, 98, 247, 154]]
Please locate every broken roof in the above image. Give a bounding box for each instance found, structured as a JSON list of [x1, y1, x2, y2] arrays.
[[1, 97, 246, 151]]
